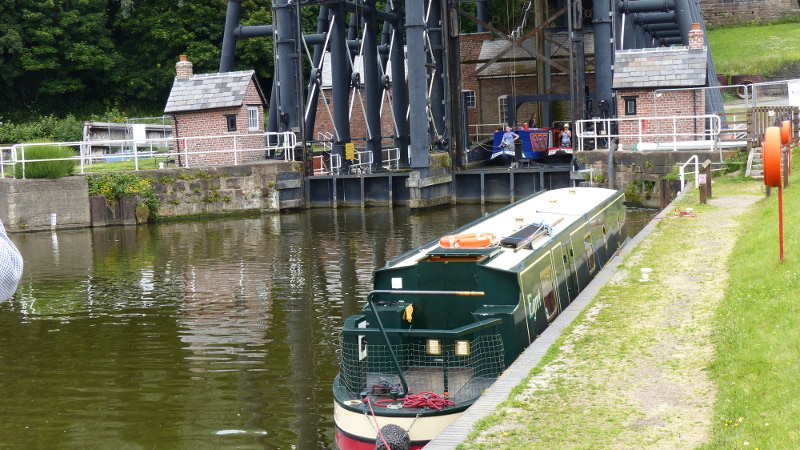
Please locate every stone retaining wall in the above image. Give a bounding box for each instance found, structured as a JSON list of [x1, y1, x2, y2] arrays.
[[700, 0, 800, 27], [0, 161, 296, 232], [0, 177, 90, 232], [150, 162, 294, 219], [577, 149, 740, 208]]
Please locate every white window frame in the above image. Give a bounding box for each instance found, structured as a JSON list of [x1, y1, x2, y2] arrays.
[[247, 106, 259, 131], [498, 95, 508, 126], [463, 90, 476, 109]]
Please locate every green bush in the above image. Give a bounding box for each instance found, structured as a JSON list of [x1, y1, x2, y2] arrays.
[[0, 114, 83, 144], [13, 145, 77, 179]]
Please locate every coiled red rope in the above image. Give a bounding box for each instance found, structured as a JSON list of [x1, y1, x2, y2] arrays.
[[374, 392, 455, 410]]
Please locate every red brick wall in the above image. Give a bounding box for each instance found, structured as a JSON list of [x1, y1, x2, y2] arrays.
[[615, 88, 707, 147], [312, 92, 397, 150], [172, 80, 266, 167]]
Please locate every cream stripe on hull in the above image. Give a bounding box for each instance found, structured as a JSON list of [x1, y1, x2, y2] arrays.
[[333, 402, 463, 443]]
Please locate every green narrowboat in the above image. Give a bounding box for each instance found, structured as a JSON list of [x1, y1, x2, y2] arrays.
[[334, 186, 627, 449]]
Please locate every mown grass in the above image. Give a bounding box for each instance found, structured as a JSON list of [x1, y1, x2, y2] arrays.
[[460, 151, 800, 448], [82, 155, 173, 173], [702, 150, 800, 448], [708, 21, 800, 75]]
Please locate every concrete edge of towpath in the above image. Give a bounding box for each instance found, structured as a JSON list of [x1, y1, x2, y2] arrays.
[[424, 189, 687, 449]]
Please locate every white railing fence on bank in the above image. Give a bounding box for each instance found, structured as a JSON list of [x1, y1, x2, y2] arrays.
[[1, 131, 296, 179]]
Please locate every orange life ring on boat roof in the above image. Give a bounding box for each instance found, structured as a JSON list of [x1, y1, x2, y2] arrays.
[[439, 232, 496, 248], [763, 126, 782, 188]]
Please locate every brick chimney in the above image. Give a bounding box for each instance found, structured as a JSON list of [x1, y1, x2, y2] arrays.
[[688, 23, 704, 50], [175, 55, 193, 79]]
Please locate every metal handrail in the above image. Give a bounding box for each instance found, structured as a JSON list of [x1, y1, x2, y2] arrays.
[[575, 114, 722, 152], [469, 122, 506, 142], [317, 131, 333, 150], [6, 131, 297, 178], [330, 153, 342, 175], [383, 147, 400, 170], [350, 149, 373, 174], [679, 154, 700, 191]]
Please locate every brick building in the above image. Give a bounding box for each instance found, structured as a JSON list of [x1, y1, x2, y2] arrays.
[[612, 24, 708, 148], [164, 56, 268, 167], [312, 32, 587, 149]]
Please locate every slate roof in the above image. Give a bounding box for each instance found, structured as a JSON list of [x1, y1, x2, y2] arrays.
[[613, 47, 707, 89], [472, 32, 595, 77], [164, 70, 265, 114]]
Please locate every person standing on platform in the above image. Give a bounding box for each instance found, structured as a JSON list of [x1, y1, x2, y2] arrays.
[[0, 219, 23, 301], [527, 113, 538, 129], [560, 123, 572, 147], [501, 126, 519, 153]]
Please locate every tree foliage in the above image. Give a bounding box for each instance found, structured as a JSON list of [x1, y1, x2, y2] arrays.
[[0, 0, 526, 123]]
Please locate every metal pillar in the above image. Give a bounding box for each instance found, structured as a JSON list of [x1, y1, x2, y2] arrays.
[[219, 0, 242, 72], [273, 0, 303, 132], [445, 1, 465, 168], [304, 6, 330, 142], [363, 1, 384, 169], [593, 0, 615, 116], [476, 0, 489, 32], [389, 3, 409, 167], [427, 0, 447, 150], [406, 0, 430, 168], [331, 2, 352, 163]]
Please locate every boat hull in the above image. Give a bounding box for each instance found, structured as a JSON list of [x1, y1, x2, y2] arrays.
[[334, 400, 461, 449], [333, 187, 628, 448]]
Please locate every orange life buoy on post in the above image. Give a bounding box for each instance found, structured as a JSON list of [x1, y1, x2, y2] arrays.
[[781, 120, 792, 145], [763, 126, 782, 188], [439, 232, 496, 248]]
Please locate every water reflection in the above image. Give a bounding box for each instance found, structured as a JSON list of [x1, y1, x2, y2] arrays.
[[0, 205, 499, 449], [0, 203, 653, 448]]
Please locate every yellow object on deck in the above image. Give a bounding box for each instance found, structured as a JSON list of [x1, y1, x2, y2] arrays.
[[403, 304, 414, 323]]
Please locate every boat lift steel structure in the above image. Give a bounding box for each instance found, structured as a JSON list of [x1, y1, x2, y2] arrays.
[[218, 0, 721, 173]]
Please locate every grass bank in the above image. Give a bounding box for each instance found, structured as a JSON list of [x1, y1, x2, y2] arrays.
[[460, 154, 800, 448], [708, 20, 800, 75], [704, 162, 800, 447]]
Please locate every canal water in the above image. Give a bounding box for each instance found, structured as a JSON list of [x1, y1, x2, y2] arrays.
[[2, 203, 655, 449]]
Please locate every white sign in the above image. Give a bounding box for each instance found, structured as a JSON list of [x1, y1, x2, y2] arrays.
[[789, 82, 800, 107], [699, 174, 707, 184]]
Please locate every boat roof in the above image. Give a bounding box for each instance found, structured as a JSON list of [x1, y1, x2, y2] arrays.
[[388, 187, 619, 272]]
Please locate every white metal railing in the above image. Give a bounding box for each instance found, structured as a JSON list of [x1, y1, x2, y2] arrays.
[[679, 154, 700, 191], [469, 123, 506, 142], [317, 131, 333, 150], [0, 146, 14, 178], [383, 147, 400, 170], [2, 131, 296, 179], [350, 150, 373, 174], [575, 114, 722, 152], [330, 153, 342, 174]]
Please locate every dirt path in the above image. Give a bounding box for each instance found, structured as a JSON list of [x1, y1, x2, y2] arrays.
[[466, 187, 762, 449]]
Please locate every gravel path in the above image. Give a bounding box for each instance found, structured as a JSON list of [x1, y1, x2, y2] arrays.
[[462, 186, 762, 449]]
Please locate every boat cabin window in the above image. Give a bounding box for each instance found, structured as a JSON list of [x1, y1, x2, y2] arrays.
[[540, 266, 557, 321], [584, 233, 597, 275]]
